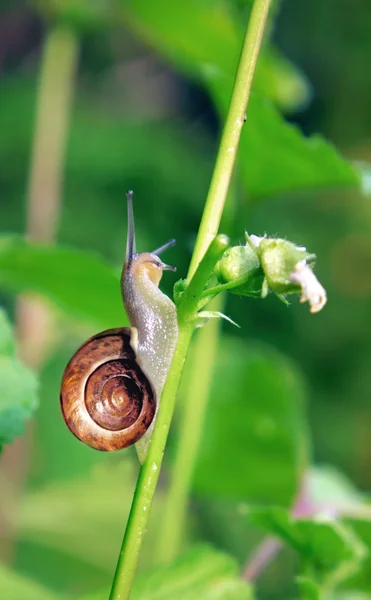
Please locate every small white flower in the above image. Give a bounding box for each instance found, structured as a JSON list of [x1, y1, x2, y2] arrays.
[[289, 260, 327, 313], [248, 234, 264, 248]]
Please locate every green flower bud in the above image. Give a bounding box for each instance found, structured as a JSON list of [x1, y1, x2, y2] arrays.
[[212, 234, 326, 313], [255, 238, 315, 294], [251, 236, 326, 313], [215, 244, 264, 297]]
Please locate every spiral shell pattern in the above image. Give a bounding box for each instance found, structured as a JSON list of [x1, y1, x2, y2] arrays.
[[60, 328, 156, 451]]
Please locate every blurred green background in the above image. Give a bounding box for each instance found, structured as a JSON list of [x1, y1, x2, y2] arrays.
[[0, 1, 371, 599]]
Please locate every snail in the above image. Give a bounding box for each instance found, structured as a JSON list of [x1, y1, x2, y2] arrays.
[[60, 191, 179, 462]]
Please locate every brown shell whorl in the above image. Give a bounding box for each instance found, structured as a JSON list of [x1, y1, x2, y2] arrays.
[[60, 328, 156, 451]]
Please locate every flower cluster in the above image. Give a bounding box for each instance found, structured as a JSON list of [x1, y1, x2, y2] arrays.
[[215, 233, 327, 313]]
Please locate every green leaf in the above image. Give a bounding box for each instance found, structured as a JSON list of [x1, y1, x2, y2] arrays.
[[307, 466, 370, 517], [0, 308, 16, 355], [122, 0, 360, 198], [122, 0, 240, 79], [249, 506, 367, 576], [0, 309, 38, 447], [13, 461, 137, 571], [82, 546, 254, 600], [0, 237, 126, 328], [193, 339, 309, 505], [0, 563, 68, 600], [122, 0, 306, 112], [237, 94, 358, 199], [340, 519, 371, 593], [254, 46, 312, 113], [131, 546, 254, 600], [297, 576, 322, 600]]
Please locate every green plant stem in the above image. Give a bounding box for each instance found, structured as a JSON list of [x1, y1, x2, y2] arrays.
[[26, 26, 78, 243], [109, 322, 193, 600], [109, 0, 272, 596], [177, 235, 229, 321], [109, 240, 227, 600], [188, 0, 272, 279], [201, 274, 254, 301], [157, 0, 272, 567], [157, 294, 224, 563]]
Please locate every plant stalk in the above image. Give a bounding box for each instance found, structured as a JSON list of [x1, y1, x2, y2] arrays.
[[188, 0, 272, 278], [109, 323, 193, 600], [109, 238, 227, 600], [109, 0, 272, 596], [157, 0, 273, 567], [157, 295, 224, 563]]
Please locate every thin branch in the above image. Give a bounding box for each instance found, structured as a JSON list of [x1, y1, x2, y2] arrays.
[[242, 537, 282, 581], [156, 295, 224, 563], [187, 0, 272, 278]]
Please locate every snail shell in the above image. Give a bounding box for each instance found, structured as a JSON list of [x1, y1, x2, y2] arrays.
[[60, 191, 178, 460], [60, 328, 156, 451]]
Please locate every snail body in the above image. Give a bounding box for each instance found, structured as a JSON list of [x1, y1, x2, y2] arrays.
[[60, 192, 178, 461]]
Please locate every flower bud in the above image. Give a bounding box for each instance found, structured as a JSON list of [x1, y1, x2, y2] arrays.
[[215, 244, 264, 297], [255, 238, 314, 294], [213, 234, 326, 313], [252, 237, 326, 313]]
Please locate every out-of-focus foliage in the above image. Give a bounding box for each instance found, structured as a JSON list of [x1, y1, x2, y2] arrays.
[[0, 0, 371, 599], [194, 339, 308, 505], [122, 0, 361, 198], [130, 546, 254, 600], [9, 461, 138, 571], [0, 563, 67, 600], [81, 546, 254, 600], [0, 309, 38, 448], [0, 237, 125, 328], [250, 507, 366, 579], [297, 577, 321, 600]]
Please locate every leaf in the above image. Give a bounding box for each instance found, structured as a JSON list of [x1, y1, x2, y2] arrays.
[[0, 308, 16, 355], [249, 506, 367, 576], [0, 309, 38, 447], [237, 94, 358, 199], [122, 0, 360, 198], [131, 546, 254, 600], [11, 461, 137, 571], [0, 563, 68, 600], [306, 466, 371, 518], [122, 0, 240, 79], [122, 0, 306, 112], [8, 458, 177, 576], [296, 576, 322, 600], [195, 311, 240, 329], [254, 45, 312, 113], [340, 519, 371, 593], [82, 546, 254, 600], [0, 237, 126, 328], [193, 339, 309, 505]]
